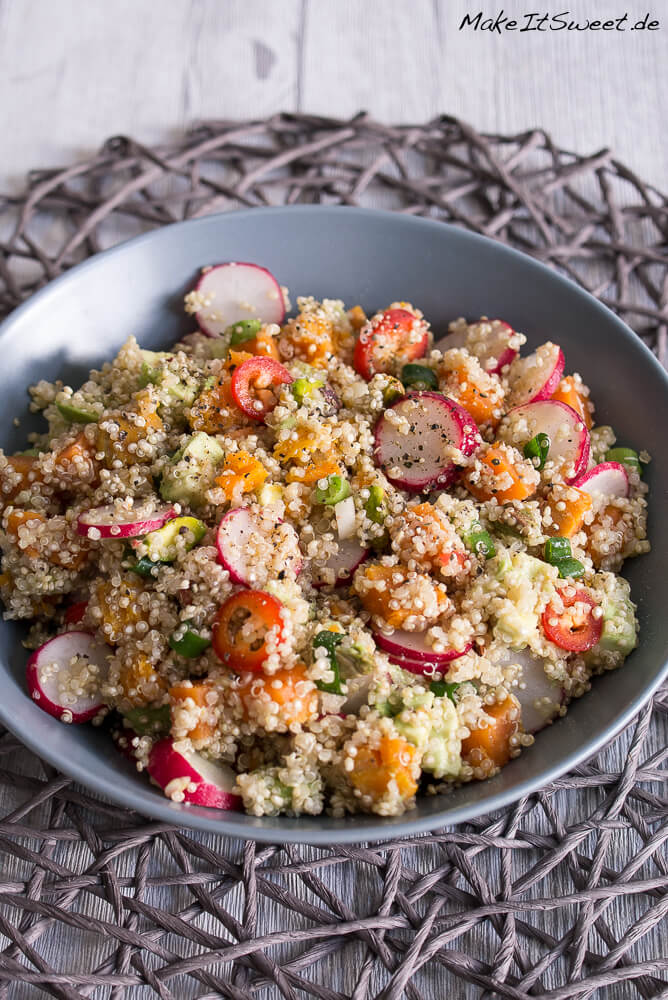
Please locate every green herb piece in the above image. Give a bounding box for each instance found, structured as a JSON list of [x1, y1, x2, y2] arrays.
[[129, 555, 161, 578], [382, 377, 405, 406], [429, 680, 461, 701], [523, 432, 550, 470]]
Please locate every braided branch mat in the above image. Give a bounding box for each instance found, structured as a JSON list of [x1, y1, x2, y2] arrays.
[[0, 114, 666, 999]]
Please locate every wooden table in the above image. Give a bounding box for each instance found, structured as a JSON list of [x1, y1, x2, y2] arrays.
[[0, 0, 665, 192]]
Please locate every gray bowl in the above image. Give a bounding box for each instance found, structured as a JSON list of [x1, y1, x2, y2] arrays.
[[0, 206, 665, 844]]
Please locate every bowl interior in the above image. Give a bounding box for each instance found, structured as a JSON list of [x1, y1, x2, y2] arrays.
[[0, 206, 666, 843]]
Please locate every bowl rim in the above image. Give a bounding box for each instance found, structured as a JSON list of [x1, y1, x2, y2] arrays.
[[0, 204, 666, 845]]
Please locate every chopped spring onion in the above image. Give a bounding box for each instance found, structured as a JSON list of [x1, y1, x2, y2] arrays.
[[430, 679, 460, 701], [463, 521, 496, 559], [168, 622, 211, 658], [56, 400, 98, 424], [382, 377, 405, 406], [555, 557, 585, 580], [606, 446, 642, 475], [523, 432, 550, 470], [401, 363, 438, 391], [226, 319, 263, 345], [315, 474, 351, 506], [129, 554, 161, 578], [313, 630, 344, 695], [292, 375, 325, 405], [543, 537, 585, 579], [544, 536, 572, 563]]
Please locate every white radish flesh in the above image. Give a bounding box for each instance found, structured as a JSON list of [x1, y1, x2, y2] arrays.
[[436, 319, 518, 375], [507, 342, 564, 406], [216, 507, 301, 585], [572, 462, 630, 498], [26, 632, 110, 723], [77, 503, 177, 539], [147, 738, 242, 810], [335, 496, 356, 539], [494, 647, 563, 734], [374, 392, 481, 492], [498, 399, 590, 483], [192, 262, 285, 337], [312, 536, 369, 588], [374, 628, 471, 664]]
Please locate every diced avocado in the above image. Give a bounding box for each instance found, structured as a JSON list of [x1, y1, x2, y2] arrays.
[[143, 516, 206, 563], [493, 550, 557, 647], [594, 575, 638, 657], [160, 432, 224, 506], [123, 703, 170, 736], [393, 689, 461, 780], [56, 400, 99, 424], [139, 350, 200, 405]]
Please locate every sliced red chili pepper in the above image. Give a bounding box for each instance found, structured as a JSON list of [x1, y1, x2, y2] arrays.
[[541, 587, 602, 652], [230, 357, 293, 421], [64, 600, 88, 625], [212, 590, 284, 672], [353, 308, 428, 381]]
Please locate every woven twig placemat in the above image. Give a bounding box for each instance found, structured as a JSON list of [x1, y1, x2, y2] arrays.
[[0, 113, 666, 1000]]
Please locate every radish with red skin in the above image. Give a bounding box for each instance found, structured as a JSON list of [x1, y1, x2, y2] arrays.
[[386, 651, 463, 676], [498, 399, 590, 483], [353, 308, 428, 381], [216, 507, 302, 585], [112, 725, 140, 762], [76, 504, 177, 539], [374, 392, 481, 492], [435, 319, 519, 375], [507, 342, 565, 406], [572, 462, 630, 498], [374, 628, 472, 664], [191, 262, 285, 338], [26, 632, 110, 723], [312, 536, 369, 589], [147, 738, 242, 809]]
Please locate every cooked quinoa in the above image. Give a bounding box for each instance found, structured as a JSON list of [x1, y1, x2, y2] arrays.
[[0, 269, 650, 819]]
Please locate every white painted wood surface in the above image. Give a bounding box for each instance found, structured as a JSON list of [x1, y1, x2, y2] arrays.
[[0, 1, 665, 995], [0, 0, 666, 193]]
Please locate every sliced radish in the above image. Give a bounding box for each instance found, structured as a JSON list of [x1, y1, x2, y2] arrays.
[[507, 342, 565, 407], [216, 507, 301, 585], [436, 319, 519, 375], [494, 647, 564, 734], [374, 392, 481, 492], [335, 496, 356, 540], [312, 536, 369, 588], [76, 503, 176, 539], [26, 632, 110, 723], [191, 263, 285, 338], [498, 400, 590, 483], [374, 628, 471, 664], [571, 462, 629, 498], [147, 738, 242, 810]]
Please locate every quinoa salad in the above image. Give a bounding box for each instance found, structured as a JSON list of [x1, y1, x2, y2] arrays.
[[0, 260, 650, 819]]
